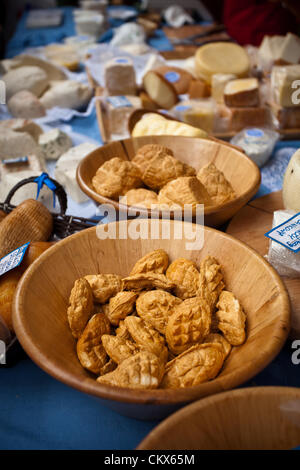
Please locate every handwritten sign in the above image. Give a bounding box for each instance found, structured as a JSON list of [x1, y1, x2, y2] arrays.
[[265, 212, 300, 253]]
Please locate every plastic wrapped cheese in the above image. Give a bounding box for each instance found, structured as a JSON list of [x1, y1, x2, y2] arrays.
[[195, 42, 250, 84], [271, 65, 300, 107], [101, 95, 141, 137], [267, 210, 300, 277], [172, 100, 215, 133], [131, 113, 208, 138]]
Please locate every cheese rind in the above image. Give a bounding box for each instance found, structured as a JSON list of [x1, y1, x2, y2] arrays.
[[224, 78, 259, 107], [39, 129, 72, 160], [188, 79, 210, 99], [195, 42, 250, 83], [271, 65, 300, 108], [7, 90, 46, 119], [104, 57, 137, 96], [153, 66, 193, 95], [143, 71, 178, 109], [220, 105, 272, 132], [270, 102, 300, 129]]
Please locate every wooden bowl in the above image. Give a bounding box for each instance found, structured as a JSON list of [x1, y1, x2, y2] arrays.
[[12, 219, 290, 419], [138, 387, 300, 449], [77, 135, 260, 228]]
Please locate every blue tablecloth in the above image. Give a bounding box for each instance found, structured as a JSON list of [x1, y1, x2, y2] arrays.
[[1, 6, 300, 450]]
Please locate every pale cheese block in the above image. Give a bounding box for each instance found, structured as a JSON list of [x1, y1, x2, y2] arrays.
[[104, 57, 137, 96], [40, 80, 93, 110], [39, 128, 72, 160], [132, 113, 208, 138], [7, 90, 46, 119], [224, 78, 259, 107], [0, 170, 53, 208], [101, 95, 141, 136], [0, 54, 67, 80], [54, 142, 98, 203], [143, 71, 178, 109], [277, 33, 300, 65], [195, 42, 250, 84], [0, 128, 40, 160], [271, 65, 300, 107], [3, 66, 49, 100], [283, 149, 300, 212], [258, 35, 284, 64], [211, 73, 236, 104], [172, 100, 215, 133], [0, 119, 43, 142]]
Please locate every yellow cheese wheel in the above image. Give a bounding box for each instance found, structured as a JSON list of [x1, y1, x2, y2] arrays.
[[195, 42, 250, 84]]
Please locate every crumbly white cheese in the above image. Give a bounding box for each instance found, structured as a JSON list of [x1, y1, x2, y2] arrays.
[[54, 142, 98, 203], [39, 128, 72, 160]]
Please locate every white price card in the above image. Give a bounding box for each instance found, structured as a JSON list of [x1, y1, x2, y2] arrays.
[[0, 243, 30, 277], [265, 212, 300, 253]]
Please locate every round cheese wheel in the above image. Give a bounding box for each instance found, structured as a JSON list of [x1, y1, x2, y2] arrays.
[[283, 149, 300, 212], [154, 66, 193, 95], [195, 42, 250, 84]]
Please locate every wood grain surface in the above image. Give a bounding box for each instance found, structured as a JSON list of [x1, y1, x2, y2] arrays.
[[76, 135, 260, 228], [138, 387, 300, 449]]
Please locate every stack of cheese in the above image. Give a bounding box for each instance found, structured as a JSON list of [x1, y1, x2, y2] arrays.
[[270, 65, 300, 130], [0, 54, 93, 119]]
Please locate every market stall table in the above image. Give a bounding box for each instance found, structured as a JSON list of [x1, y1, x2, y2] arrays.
[[0, 6, 299, 450]]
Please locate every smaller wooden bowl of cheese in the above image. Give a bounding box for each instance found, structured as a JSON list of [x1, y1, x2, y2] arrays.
[[77, 135, 260, 228]]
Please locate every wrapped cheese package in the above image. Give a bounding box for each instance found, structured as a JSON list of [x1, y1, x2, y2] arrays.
[[271, 65, 300, 108], [267, 210, 300, 277], [172, 99, 215, 133]]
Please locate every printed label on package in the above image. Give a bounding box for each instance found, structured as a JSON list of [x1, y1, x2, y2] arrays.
[[106, 96, 132, 108], [0, 243, 30, 276], [265, 212, 300, 253], [164, 71, 180, 83]]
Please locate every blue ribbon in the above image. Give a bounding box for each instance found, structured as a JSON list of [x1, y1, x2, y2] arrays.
[[34, 173, 57, 208]]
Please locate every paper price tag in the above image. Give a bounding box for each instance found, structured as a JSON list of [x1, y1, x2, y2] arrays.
[[265, 212, 300, 253], [0, 243, 30, 277], [106, 96, 132, 108]]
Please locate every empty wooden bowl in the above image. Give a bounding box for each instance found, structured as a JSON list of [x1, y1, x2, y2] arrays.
[[138, 387, 300, 449], [77, 135, 260, 227], [12, 220, 290, 420]]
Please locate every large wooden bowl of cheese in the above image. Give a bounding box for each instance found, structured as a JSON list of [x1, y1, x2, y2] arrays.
[[77, 135, 260, 227], [13, 219, 290, 420]]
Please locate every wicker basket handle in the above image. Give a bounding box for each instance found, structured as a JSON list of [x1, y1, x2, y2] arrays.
[[4, 175, 68, 216]]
